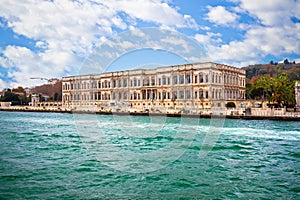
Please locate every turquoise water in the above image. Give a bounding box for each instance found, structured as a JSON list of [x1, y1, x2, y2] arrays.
[[0, 111, 299, 199]]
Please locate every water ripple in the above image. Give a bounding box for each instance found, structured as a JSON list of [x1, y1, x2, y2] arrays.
[[0, 111, 299, 199]]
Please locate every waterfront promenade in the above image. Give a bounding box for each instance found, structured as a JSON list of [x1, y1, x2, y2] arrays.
[[1, 105, 300, 121]]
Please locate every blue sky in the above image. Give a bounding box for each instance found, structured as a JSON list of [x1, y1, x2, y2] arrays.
[[0, 0, 299, 89]]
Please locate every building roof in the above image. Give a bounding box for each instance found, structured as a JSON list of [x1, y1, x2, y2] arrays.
[[62, 62, 245, 80]]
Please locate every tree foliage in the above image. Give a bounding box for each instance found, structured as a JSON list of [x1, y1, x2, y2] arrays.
[[252, 74, 296, 107], [12, 86, 25, 93], [0, 91, 19, 102], [0, 90, 30, 105]]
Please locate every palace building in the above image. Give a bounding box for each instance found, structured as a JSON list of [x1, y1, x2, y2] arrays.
[[61, 62, 246, 113]]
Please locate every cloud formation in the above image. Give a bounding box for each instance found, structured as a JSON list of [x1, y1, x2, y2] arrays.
[[0, 0, 299, 89], [196, 0, 300, 66], [0, 0, 196, 88], [206, 6, 238, 26]]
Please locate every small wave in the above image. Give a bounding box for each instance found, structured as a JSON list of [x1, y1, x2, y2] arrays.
[[220, 127, 300, 141], [289, 152, 300, 158], [74, 167, 97, 172], [201, 144, 254, 151]]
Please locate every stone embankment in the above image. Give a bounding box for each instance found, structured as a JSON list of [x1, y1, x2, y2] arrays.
[[0, 106, 300, 121]]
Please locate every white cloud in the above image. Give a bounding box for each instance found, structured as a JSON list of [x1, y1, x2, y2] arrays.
[[236, 0, 297, 26], [200, 23, 300, 67], [119, 41, 136, 49], [206, 6, 238, 26], [0, 0, 199, 89], [0, 78, 11, 89], [101, 0, 198, 29], [160, 37, 190, 53], [35, 41, 48, 49], [194, 32, 222, 46], [200, 0, 300, 67], [1, 45, 78, 87]]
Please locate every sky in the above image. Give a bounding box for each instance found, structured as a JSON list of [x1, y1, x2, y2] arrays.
[[0, 0, 300, 89]]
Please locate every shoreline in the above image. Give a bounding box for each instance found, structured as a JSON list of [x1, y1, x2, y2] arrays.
[[0, 107, 299, 121]]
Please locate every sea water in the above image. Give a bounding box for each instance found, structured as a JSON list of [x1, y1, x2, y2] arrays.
[[0, 111, 299, 199]]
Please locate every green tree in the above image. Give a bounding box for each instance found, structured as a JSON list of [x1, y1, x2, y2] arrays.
[[54, 92, 59, 101], [271, 74, 295, 107], [0, 90, 20, 105], [254, 74, 296, 107], [12, 86, 25, 93], [254, 76, 273, 101], [284, 58, 290, 65]]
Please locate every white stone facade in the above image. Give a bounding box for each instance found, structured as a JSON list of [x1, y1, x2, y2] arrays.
[[61, 62, 246, 112], [296, 81, 300, 108]]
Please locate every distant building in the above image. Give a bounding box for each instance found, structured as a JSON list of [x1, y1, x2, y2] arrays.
[[24, 87, 32, 97], [296, 81, 300, 108], [61, 62, 246, 112], [12, 91, 25, 96], [31, 94, 39, 107], [48, 78, 60, 85], [0, 90, 5, 98], [0, 102, 11, 107]]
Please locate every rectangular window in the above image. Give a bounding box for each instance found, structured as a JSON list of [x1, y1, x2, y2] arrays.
[[163, 92, 166, 99], [158, 78, 161, 85], [205, 91, 209, 99], [180, 91, 184, 99], [195, 75, 197, 84], [180, 75, 184, 84], [123, 79, 127, 87], [173, 76, 178, 84], [151, 78, 155, 86], [187, 90, 191, 99], [173, 91, 177, 99], [134, 79, 137, 87], [200, 75, 204, 83], [138, 80, 140, 86], [206, 75, 209, 83], [200, 90, 204, 98], [187, 75, 191, 84], [195, 91, 198, 98], [167, 78, 170, 85], [163, 77, 166, 85]]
